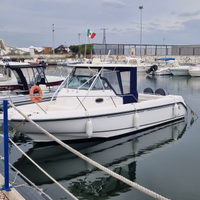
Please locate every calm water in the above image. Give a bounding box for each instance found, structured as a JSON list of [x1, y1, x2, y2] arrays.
[[0, 71, 200, 200]]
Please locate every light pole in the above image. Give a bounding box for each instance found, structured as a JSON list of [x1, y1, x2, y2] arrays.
[[139, 6, 143, 56], [78, 33, 81, 57], [78, 33, 81, 58], [52, 24, 55, 58]]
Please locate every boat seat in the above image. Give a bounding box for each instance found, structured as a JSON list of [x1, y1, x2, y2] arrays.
[[155, 88, 168, 96], [143, 87, 154, 94]]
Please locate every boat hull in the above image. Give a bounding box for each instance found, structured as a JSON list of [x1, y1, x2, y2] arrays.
[[9, 97, 187, 142], [13, 119, 186, 184], [149, 68, 172, 76], [188, 69, 200, 77], [170, 69, 189, 76]]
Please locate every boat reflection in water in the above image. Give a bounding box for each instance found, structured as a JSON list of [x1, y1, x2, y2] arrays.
[[13, 119, 187, 200]]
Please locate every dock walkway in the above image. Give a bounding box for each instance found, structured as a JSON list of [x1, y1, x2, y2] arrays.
[[0, 190, 8, 200], [0, 158, 50, 200]]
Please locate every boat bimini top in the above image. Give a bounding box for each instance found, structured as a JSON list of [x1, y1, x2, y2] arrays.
[[5, 62, 48, 93], [64, 64, 138, 104]]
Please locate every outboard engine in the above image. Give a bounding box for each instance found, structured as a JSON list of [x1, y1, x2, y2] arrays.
[[144, 87, 154, 94], [155, 88, 168, 96], [146, 65, 158, 74], [39, 60, 46, 65]]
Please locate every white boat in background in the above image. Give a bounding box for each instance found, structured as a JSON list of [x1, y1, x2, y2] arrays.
[[170, 63, 195, 76], [0, 62, 65, 109], [8, 62, 187, 142], [125, 57, 152, 72], [64, 57, 152, 72], [148, 66, 172, 75], [188, 64, 200, 77], [24, 56, 44, 65], [0, 60, 64, 91], [57, 59, 82, 66], [146, 58, 179, 76]]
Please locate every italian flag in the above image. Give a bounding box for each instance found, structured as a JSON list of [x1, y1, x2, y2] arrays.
[[87, 29, 96, 39]]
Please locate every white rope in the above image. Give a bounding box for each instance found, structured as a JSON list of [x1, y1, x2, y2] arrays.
[[9, 101, 170, 200], [11, 170, 19, 184]]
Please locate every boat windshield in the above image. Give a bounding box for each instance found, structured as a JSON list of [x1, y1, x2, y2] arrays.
[[65, 66, 138, 102], [67, 67, 130, 93], [11, 66, 46, 91], [20, 67, 45, 88], [66, 67, 111, 90], [68, 75, 111, 90]]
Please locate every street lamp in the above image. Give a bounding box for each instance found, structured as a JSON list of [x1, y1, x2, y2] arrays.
[[52, 24, 55, 58], [139, 6, 143, 56]]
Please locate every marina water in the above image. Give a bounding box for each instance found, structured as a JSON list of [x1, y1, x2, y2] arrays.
[[0, 71, 200, 200]]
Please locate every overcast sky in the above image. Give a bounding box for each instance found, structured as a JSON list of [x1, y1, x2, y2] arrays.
[[1, 0, 200, 48]]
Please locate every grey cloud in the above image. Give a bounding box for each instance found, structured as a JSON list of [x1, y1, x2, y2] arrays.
[[102, 0, 126, 7], [179, 10, 200, 17], [181, 19, 200, 30], [147, 22, 160, 28]]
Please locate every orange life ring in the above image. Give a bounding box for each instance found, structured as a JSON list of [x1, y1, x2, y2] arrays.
[[29, 85, 43, 103]]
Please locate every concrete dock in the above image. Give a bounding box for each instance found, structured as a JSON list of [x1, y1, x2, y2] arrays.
[[0, 190, 9, 200]]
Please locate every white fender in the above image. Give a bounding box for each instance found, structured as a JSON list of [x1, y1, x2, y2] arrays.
[[173, 103, 178, 116], [86, 119, 93, 138], [133, 112, 140, 129]]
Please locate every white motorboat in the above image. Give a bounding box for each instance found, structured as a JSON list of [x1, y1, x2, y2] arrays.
[[170, 63, 195, 76], [188, 64, 200, 77], [125, 57, 152, 72], [80, 57, 152, 72], [146, 58, 179, 76], [8, 63, 187, 142], [0, 62, 65, 109], [57, 59, 82, 66], [0, 60, 64, 91], [148, 66, 172, 75]]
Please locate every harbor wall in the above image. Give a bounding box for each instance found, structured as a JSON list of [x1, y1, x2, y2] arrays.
[[93, 55, 200, 64], [1, 54, 200, 64]]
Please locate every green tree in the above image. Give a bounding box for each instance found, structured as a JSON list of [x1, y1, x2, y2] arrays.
[[80, 44, 94, 55], [69, 44, 94, 57], [69, 45, 79, 55]]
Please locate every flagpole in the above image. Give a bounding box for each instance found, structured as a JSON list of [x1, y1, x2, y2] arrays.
[[84, 34, 87, 58], [85, 23, 88, 58]]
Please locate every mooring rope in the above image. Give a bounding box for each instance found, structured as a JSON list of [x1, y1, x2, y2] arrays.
[[9, 101, 170, 200]]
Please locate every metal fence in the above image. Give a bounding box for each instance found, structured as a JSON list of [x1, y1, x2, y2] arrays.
[[92, 44, 200, 56]]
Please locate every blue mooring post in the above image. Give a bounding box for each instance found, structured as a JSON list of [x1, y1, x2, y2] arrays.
[[1, 100, 12, 191]]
